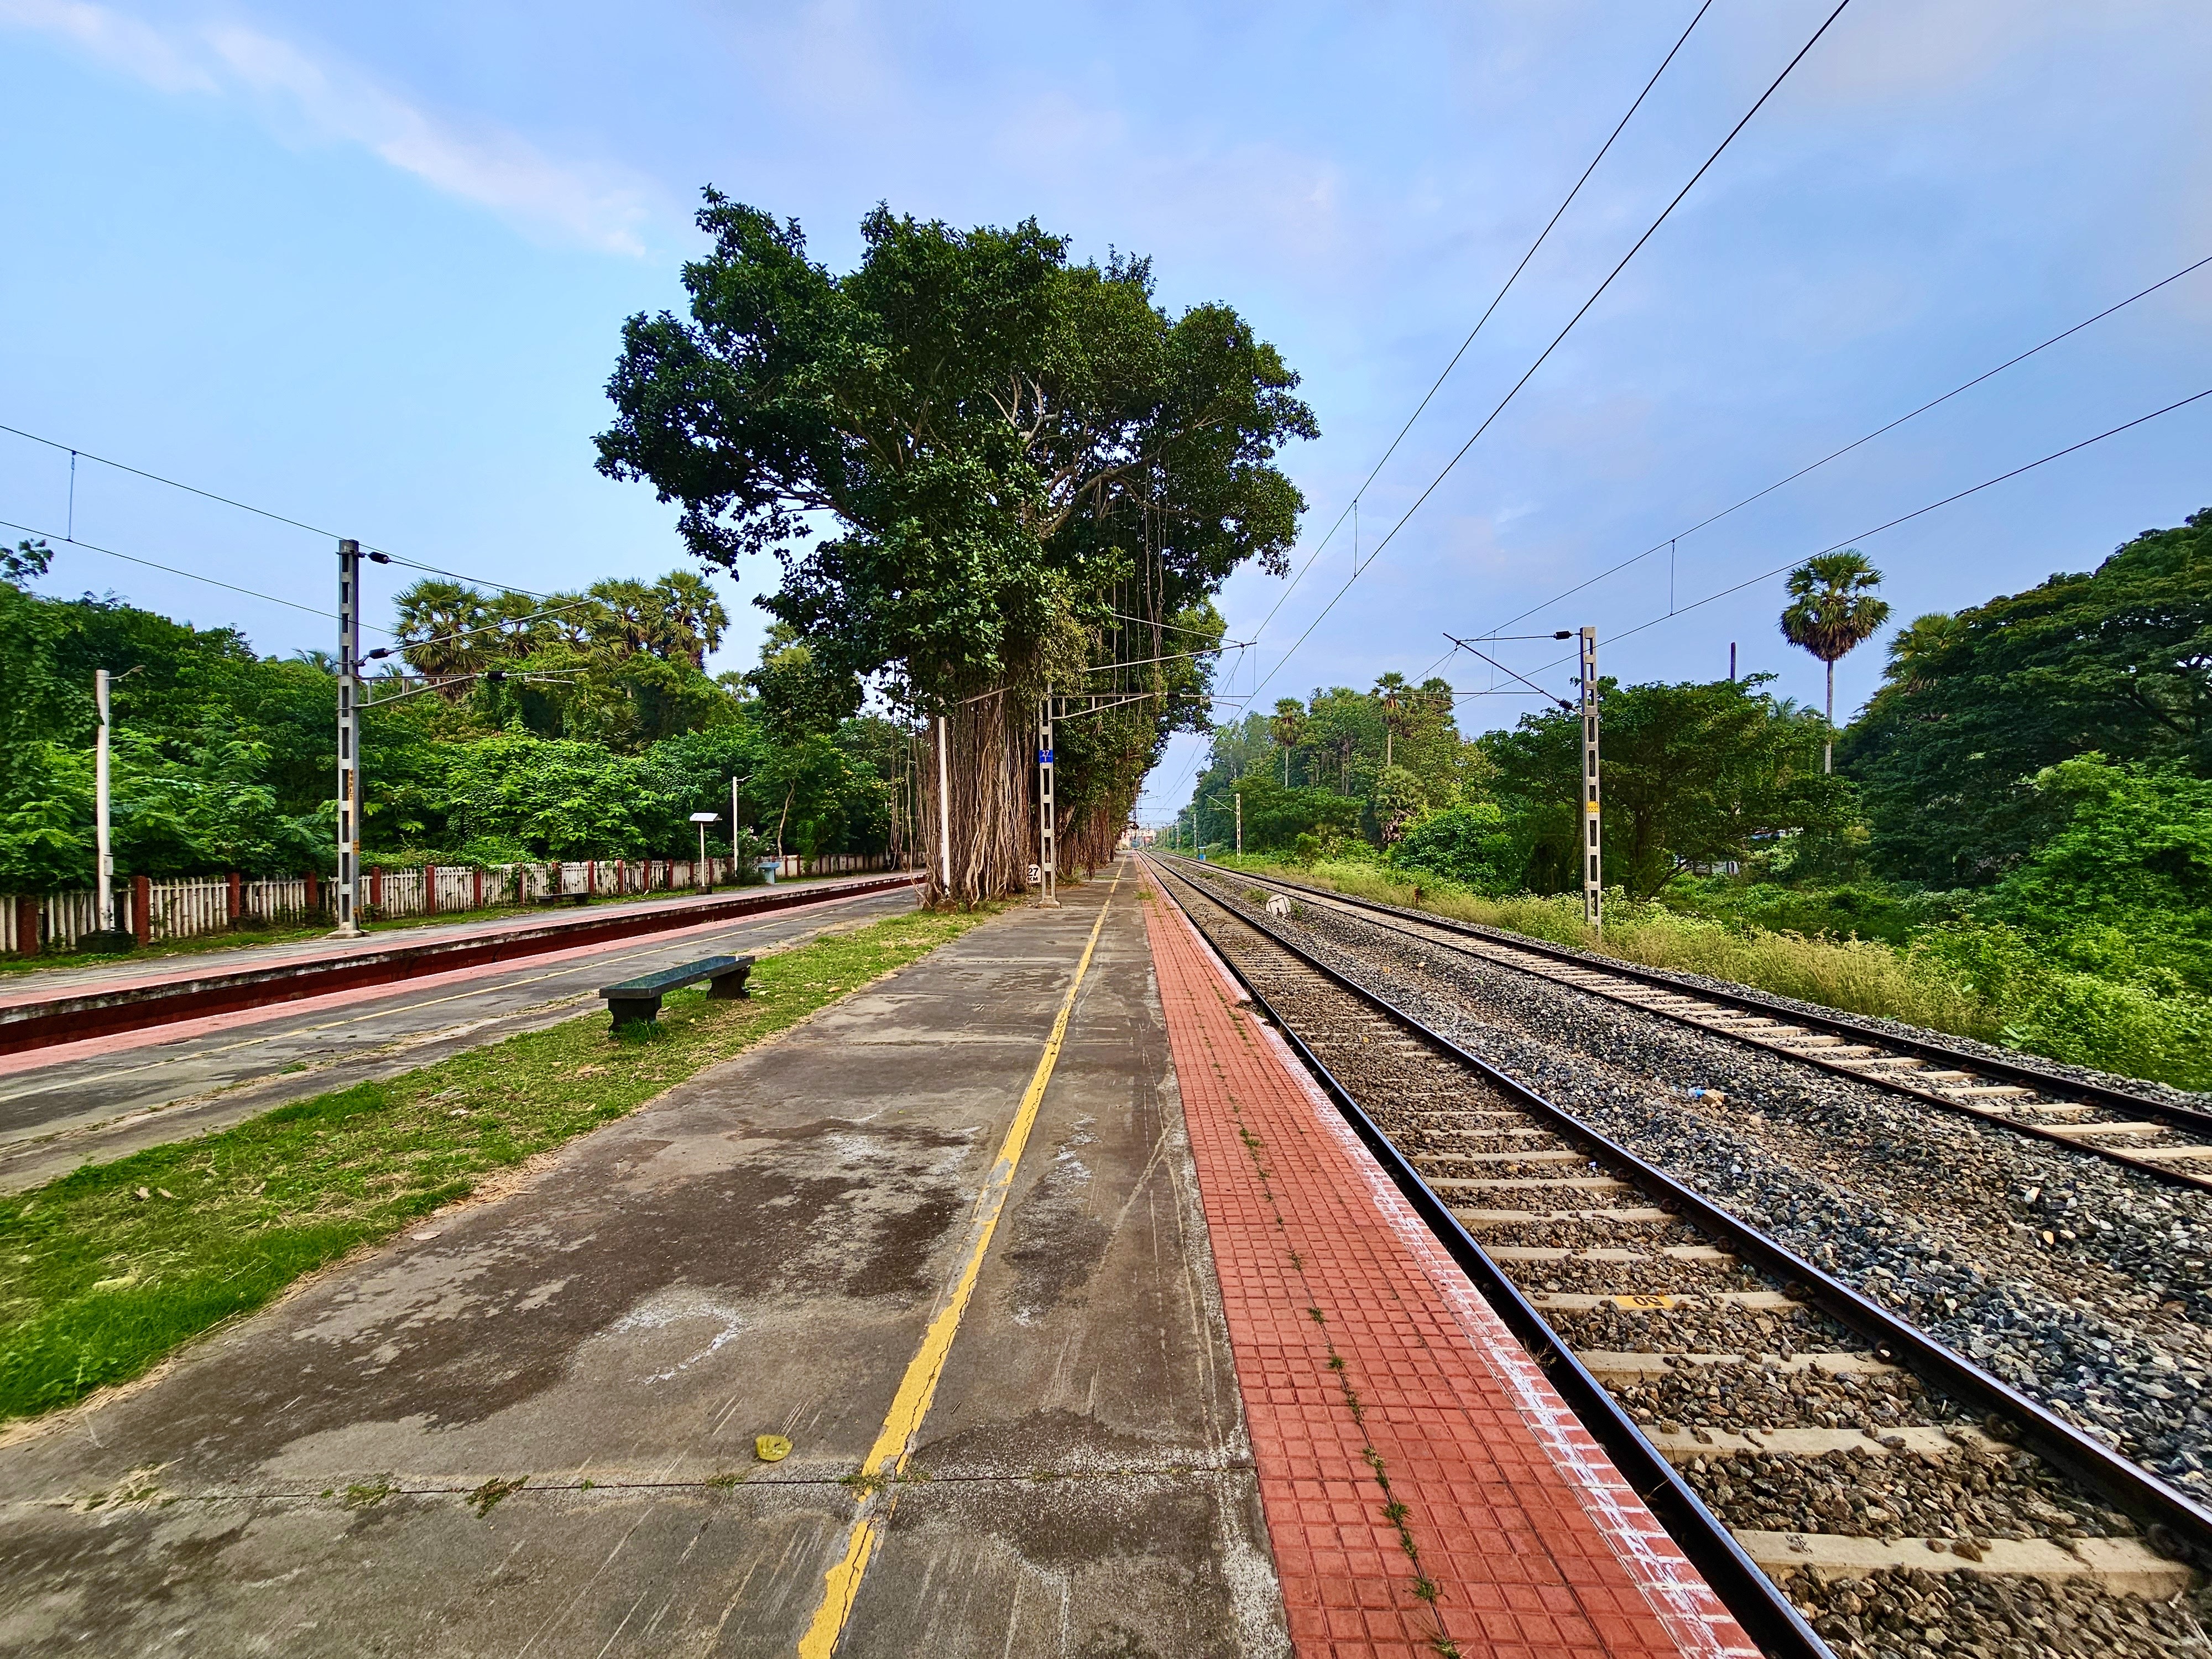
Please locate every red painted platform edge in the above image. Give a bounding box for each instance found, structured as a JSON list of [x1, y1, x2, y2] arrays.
[[0, 874, 917, 1054], [1142, 864, 1759, 1659]]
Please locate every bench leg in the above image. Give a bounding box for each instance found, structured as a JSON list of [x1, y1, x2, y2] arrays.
[[706, 964, 753, 1000], [606, 995, 662, 1033]]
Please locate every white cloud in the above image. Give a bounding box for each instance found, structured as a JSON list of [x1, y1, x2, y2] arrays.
[[0, 0, 658, 253]]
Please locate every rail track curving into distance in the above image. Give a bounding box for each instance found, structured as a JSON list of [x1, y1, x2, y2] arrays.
[[1145, 854, 2212, 1659]]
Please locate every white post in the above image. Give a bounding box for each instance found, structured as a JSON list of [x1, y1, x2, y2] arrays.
[[1579, 626, 1601, 935], [732, 774, 741, 875], [95, 669, 114, 935], [936, 713, 952, 896], [333, 540, 365, 938]]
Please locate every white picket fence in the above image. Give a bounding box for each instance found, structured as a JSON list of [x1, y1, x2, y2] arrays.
[[1, 851, 901, 956]]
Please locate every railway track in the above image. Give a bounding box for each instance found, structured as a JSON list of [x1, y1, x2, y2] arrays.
[[1146, 855, 2212, 1659], [1166, 857, 2212, 1196]]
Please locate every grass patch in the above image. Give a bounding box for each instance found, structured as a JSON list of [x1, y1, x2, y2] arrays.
[[0, 904, 985, 1423]]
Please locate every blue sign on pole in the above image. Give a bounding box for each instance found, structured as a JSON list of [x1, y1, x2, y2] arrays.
[[1037, 749, 1053, 764]]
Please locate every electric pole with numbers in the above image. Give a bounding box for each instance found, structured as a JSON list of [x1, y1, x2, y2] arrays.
[[1035, 690, 1058, 906], [334, 540, 364, 938], [1579, 625, 1601, 935]]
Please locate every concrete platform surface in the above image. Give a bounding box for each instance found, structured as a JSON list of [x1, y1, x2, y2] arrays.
[[1139, 862, 1755, 1659], [0, 862, 1285, 1656]]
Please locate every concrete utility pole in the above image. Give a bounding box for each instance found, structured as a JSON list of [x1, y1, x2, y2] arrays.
[[95, 669, 114, 936], [1579, 626, 1601, 935], [333, 540, 364, 938], [1035, 690, 1058, 906], [1206, 791, 1243, 856]]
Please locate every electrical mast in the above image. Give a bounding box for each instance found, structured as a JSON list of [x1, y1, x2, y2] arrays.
[[1579, 626, 1601, 934]]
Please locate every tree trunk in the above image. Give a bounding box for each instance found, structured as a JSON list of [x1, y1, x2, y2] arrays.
[[1824, 659, 1835, 774], [919, 691, 1034, 906]]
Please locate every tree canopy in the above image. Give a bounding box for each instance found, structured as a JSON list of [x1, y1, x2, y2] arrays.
[[595, 194, 1316, 899], [1841, 509, 2212, 883]]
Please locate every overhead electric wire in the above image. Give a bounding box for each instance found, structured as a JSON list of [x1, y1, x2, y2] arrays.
[[1232, 0, 1855, 727], [1245, 0, 1716, 650], [1469, 248, 2212, 642], [1143, 0, 1751, 821], [0, 421, 571, 602], [0, 423, 347, 541], [0, 517, 392, 631], [1480, 383, 2212, 691]]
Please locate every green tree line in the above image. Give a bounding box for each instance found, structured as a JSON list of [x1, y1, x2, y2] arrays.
[[0, 542, 906, 893], [1181, 509, 2212, 1086]]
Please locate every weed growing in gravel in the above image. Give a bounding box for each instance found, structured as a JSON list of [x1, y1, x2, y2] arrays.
[[1226, 855, 1995, 1032], [0, 905, 985, 1422]]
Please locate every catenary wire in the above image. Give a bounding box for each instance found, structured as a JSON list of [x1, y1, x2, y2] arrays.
[[0, 518, 393, 632], [1245, 0, 1716, 650], [0, 421, 579, 603], [1475, 383, 2212, 696], [0, 423, 346, 541], [1225, 0, 1855, 735], [1470, 248, 2212, 643]]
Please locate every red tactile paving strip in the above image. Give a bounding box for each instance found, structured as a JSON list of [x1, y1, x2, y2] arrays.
[[1140, 870, 1757, 1659]]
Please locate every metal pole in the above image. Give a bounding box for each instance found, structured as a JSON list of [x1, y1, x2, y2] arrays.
[[1234, 789, 1243, 856], [1036, 690, 1058, 906], [333, 540, 364, 938], [936, 713, 952, 897], [1579, 626, 1601, 935], [93, 667, 116, 936], [732, 774, 741, 877]]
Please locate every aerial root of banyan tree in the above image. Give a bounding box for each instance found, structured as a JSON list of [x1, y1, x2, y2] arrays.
[[916, 692, 1142, 906], [920, 690, 1032, 906]]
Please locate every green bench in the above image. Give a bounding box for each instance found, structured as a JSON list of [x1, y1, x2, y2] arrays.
[[599, 954, 754, 1031]]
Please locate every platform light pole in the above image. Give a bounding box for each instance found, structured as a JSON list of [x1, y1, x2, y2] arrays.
[[1579, 626, 1601, 935], [935, 713, 952, 898], [1035, 688, 1058, 906]]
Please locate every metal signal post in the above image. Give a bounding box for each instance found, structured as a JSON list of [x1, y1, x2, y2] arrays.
[[1579, 626, 1601, 934]]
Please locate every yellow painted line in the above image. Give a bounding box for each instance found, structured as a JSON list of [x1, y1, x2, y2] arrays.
[[795, 873, 1121, 1658]]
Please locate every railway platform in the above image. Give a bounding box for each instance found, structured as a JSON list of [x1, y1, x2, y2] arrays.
[[0, 857, 1748, 1656]]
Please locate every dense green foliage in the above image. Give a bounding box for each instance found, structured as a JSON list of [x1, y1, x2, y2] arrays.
[[1182, 673, 1837, 899], [0, 561, 906, 893], [596, 193, 1315, 896], [1180, 510, 2212, 1088], [1843, 510, 2212, 884]]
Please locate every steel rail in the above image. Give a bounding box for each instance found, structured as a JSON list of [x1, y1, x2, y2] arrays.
[[1145, 857, 2212, 1599], [1142, 857, 1833, 1659], [1172, 857, 2212, 1190]]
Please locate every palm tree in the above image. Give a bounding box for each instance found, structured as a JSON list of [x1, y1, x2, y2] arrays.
[[1779, 550, 1891, 772], [1373, 672, 1410, 769], [1883, 611, 1963, 691], [392, 578, 491, 696], [1271, 698, 1306, 786]]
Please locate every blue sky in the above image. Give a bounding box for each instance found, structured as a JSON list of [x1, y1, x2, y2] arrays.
[[4, 1, 2208, 825]]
